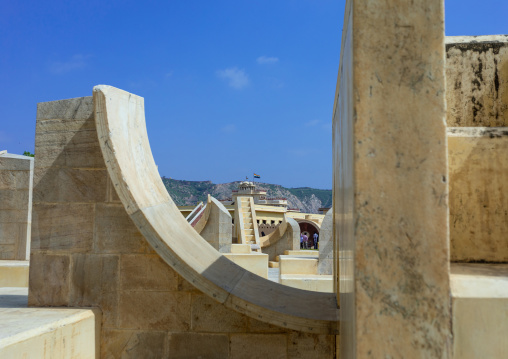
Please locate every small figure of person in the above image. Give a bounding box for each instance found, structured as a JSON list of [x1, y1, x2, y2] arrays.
[[302, 233, 309, 249], [313, 232, 318, 249], [300, 234, 304, 249]]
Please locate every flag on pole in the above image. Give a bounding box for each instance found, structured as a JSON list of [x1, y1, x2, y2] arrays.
[[253, 173, 260, 179]]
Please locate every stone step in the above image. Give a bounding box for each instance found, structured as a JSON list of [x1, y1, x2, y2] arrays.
[[223, 253, 268, 278], [230, 244, 251, 254], [284, 250, 319, 257], [0, 261, 29, 288], [278, 256, 318, 275], [279, 274, 333, 293], [269, 261, 279, 268]]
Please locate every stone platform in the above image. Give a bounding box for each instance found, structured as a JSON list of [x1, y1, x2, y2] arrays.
[[0, 287, 100, 358]]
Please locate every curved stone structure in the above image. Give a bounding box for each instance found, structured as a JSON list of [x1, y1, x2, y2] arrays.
[[259, 215, 299, 261], [193, 195, 232, 253], [93, 85, 339, 333]]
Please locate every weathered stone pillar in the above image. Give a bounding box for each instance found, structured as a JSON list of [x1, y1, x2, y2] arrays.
[[333, 0, 451, 357], [318, 209, 333, 275]]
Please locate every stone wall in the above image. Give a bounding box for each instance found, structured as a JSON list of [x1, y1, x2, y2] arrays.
[[0, 152, 33, 260], [446, 37, 508, 263], [446, 35, 508, 127], [28, 96, 337, 358]]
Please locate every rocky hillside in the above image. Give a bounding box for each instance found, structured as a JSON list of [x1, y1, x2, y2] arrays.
[[161, 178, 332, 214]]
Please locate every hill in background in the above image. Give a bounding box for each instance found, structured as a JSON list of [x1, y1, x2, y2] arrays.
[[161, 178, 332, 214]]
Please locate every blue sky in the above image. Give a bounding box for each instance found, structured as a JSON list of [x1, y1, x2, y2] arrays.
[[1, 1, 507, 189]]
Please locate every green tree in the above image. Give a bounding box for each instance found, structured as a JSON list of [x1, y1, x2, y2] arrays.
[[23, 151, 34, 157]]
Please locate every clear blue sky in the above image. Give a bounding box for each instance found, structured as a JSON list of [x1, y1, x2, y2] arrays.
[[1, 1, 507, 189]]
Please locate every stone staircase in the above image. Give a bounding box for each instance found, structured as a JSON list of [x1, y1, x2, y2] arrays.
[[236, 197, 260, 251]]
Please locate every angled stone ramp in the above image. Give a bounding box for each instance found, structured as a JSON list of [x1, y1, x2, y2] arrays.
[[192, 195, 232, 253], [93, 85, 339, 334]]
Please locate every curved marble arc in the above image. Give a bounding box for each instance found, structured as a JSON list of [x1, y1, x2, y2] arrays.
[[93, 85, 339, 334]]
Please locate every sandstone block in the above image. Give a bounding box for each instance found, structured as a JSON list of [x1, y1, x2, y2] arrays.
[[31, 203, 94, 253], [120, 254, 178, 291], [118, 291, 191, 331], [101, 329, 167, 359], [191, 293, 248, 332], [449, 128, 508, 262], [230, 334, 287, 359], [70, 253, 119, 327], [28, 253, 70, 306], [168, 333, 229, 359], [446, 36, 508, 127], [33, 167, 107, 203], [94, 203, 152, 254], [287, 332, 335, 359], [37, 96, 94, 121]]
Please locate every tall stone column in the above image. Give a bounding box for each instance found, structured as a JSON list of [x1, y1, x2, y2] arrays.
[[333, 0, 451, 357]]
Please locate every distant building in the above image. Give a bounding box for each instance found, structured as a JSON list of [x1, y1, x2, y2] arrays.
[[179, 181, 325, 238]]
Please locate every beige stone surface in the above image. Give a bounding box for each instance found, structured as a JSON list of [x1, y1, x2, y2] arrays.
[[448, 127, 508, 262], [0, 261, 29, 287], [230, 334, 287, 359], [279, 256, 318, 275], [283, 250, 318, 257], [0, 287, 100, 359], [223, 253, 269, 278], [446, 35, 508, 127], [118, 291, 191, 331], [196, 195, 232, 253], [102, 329, 166, 358], [334, 0, 451, 357], [168, 333, 229, 358], [0, 153, 33, 260], [231, 243, 251, 253], [191, 293, 248, 332], [31, 202, 95, 253], [318, 209, 333, 275], [450, 263, 508, 359], [28, 253, 70, 306], [280, 274, 334, 293], [287, 332, 335, 359]]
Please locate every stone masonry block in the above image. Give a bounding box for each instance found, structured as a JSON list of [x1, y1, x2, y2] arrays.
[[446, 36, 508, 127], [0, 189, 30, 210], [37, 96, 94, 121], [70, 253, 120, 327], [191, 293, 248, 333], [118, 291, 191, 331], [28, 253, 70, 306], [230, 334, 287, 359], [0, 171, 31, 190], [167, 333, 229, 359], [94, 203, 152, 254], [31, 203, 94, 253], [120, 254, 178, 291], [33, 167, 107, 203], [34, 119, 105, 169], [287, 332, 335, 359], [101, 329, 167, 359]]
